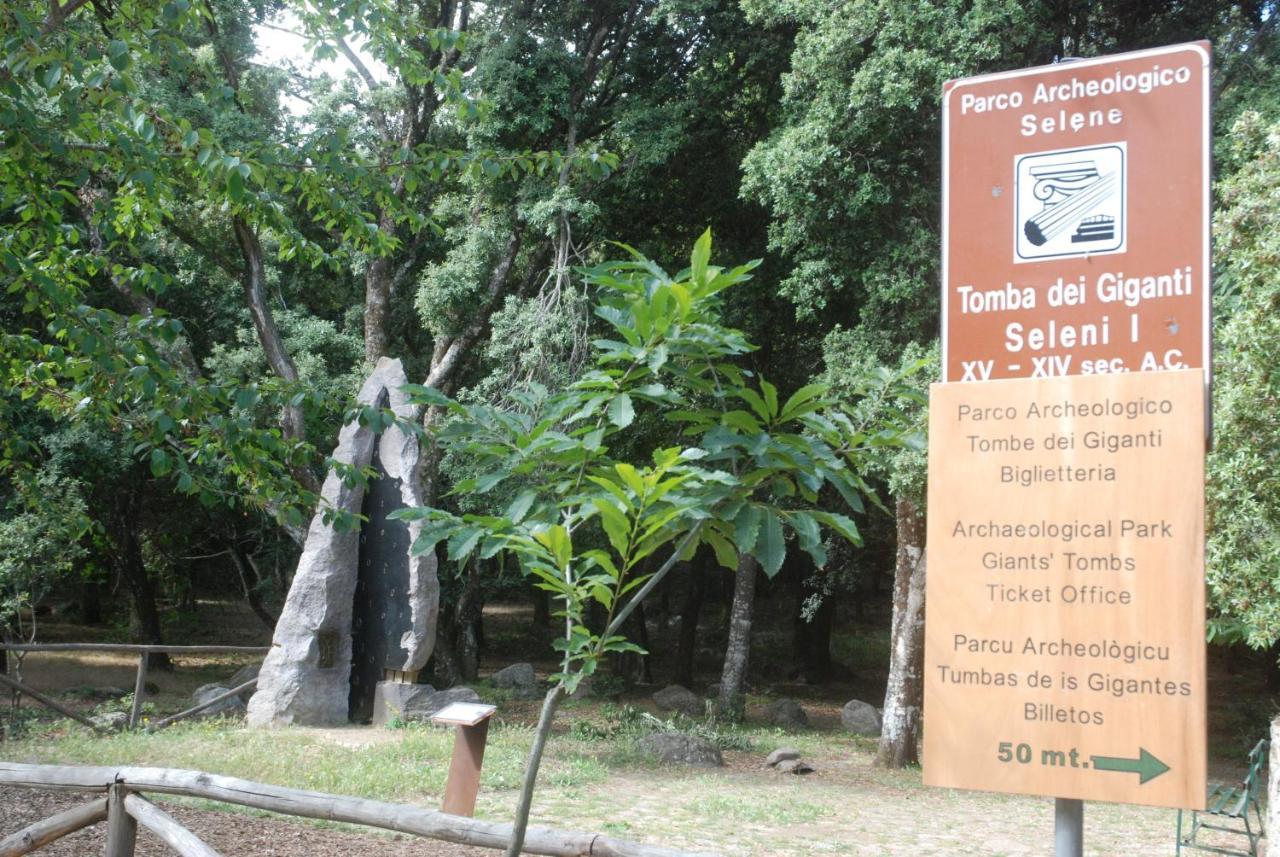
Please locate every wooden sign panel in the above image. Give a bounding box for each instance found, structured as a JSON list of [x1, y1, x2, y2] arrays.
[[922, 370, 1205, 808], [941, 43, 1210, 383]]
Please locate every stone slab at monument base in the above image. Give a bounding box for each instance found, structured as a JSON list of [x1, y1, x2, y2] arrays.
[[247, 358, 439, 728], [372, 682, 436, 727]]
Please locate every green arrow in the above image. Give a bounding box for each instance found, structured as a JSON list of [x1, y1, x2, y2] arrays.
[[1090, 748, 1170, 784]]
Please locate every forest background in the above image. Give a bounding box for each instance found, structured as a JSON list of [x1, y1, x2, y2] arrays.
[[2, 0, 1279, 762]]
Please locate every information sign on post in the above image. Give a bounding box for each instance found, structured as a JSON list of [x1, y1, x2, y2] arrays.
[[922, 370, 1205, 808], [925, 42, 1212, 816], [940, 43, 1210, 384]]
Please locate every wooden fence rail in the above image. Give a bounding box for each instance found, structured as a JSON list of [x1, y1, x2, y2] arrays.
[[0, 643, 269, 732], [0, 763, 720, 857], [0, 645, 271, 654]]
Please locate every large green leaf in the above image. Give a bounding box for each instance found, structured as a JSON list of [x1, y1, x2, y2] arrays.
[[813, 511, 862, 547], [447, 528, 483, 561], [733, 504, 762, 555], [690, 227, 711, 287], [788, 510, 827, 568], [704, 527, 739, 570], [607, 393, 635, 428], [506, 490, 538, 524], [593, 498, 633, 556], [756, 509, 786, 576]]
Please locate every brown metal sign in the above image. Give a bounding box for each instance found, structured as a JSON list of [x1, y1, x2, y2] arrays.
[[922, 370, 1206, 808], [941, 43, 1210, 383]]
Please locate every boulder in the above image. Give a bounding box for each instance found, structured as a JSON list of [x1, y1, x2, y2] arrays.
[[491, 663, 538, 697], [248, 358, 440, 728], [764, 747, 802, 768], [841, 699, 883, 736], [191, 684, 247, 719], [401, 686, 482, 722], [371, 682, 436, 726], [90, 711, 129, 731], [637, 733, 723, 767], [227, 663, 261, 703], [764, 698, 809, 730], [775, 758, 815, 775], [653, 684, 703, 718]]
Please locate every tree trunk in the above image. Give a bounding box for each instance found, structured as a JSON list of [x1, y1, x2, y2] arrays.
[[364, 251, 393, 364], [673, 567, 703, 688], [229, 544, 278, 630], [79, 579, 103, 625], [794, 589, 834, 683], [716, 553, 758, 719], [232, 218, 318, 506], [457, 621, 480, 682], [876, 496, 927, 768], [113, 489, 171, 671], [632, 601, 651, 683], [504, 685, 566, 857], [430, 556, 484, 685], [429, 632, 462, 689]]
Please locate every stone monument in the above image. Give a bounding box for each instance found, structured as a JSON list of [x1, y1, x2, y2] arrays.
[[247, 358, 439, 727]]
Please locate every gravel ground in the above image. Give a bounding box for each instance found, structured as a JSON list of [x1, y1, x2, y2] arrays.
[[0, 785, 497, 856]]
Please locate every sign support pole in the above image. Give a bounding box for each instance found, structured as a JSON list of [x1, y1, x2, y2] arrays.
[[1054, 798, 1083, 857]]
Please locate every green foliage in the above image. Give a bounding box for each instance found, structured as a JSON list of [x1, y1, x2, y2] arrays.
[[741, 0, 1276, 358], [0, 0, 616, 534], [393, 232, 921, 690], [740, 0, 1035, 347], [1206, 112, 1280, 650], [0, 467, 89, 627], [822, 333, 935, 503], [205, 308, 364, 445]]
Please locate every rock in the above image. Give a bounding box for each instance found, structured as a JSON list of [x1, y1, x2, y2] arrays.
[[491, 663, 538, 697], [371, 682, 436, 726], [764, 747, 802, 768], [191, 684, 246, 719], [568, 676, 594, 700], [248, 358, 441, 728], [227, 663, 261, 703], [775, 758, 815, 775], [841, 699, 883, 736], [653, 684, 704, 718], [764, 698, 809, 729], [400, 686, 482, 722], [90, 711, 129, 731], [637, 733, 723, 767]]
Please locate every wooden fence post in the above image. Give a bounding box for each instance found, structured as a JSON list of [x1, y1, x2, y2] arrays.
[[123, 793, 223, 857], [104, 784, 135, 857], [128, 655, 147, 730]]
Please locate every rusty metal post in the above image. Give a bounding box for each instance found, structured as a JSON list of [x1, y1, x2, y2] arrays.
[[441, 718, 490, 817], [432, 702, 496, 818]]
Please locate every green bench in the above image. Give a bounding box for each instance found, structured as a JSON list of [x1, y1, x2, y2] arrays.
[[1177, 739, 1268, 857]]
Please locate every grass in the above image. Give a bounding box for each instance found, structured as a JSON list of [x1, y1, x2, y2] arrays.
[[0, 701, 1251, 855], [6, 718, 616, 803], [3, 602, 1273, 855]]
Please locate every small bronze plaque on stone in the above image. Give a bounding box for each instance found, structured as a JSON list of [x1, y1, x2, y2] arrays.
[[316, 630, 339, 669]]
